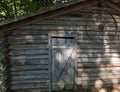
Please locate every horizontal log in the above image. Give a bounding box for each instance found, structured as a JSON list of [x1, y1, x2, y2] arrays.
[[77, 42, 120, 45], [9, 40, 48, 45], [11, 89, 48, 92], [77, 49, 120, 53], [10, 55, 48, 60], [9, 29, 48, 33], [52, 16, 120, 21], [77, 52, 117, 56], [9, 49, 48, 55], [33, 24, 117, 29], [8, 35, 48, 40], [77, 78, 120, 85], [11, 79, 49, 85], [10, 29, 120, 36], [9, 29, 49, 37], [11, 70, 48, 75], [77, 73, 120, 78], [78, 10, 120, 16], [77, 67, 120, 72], [20, 25, 118, 31], [11, 74, 49, 81], [10, 84, 48, 90], [77, 53, 120, 57], [11, 74, 49, 80], [11, 29, 78, 35], [10, 59, 49, 65], [10, 48, 48, 51], [77, 63, 120, 68], [77, 62, 120, 66], [77, 75, 120, 81], [77, 71, 120, 77], [10, 65, 48, 71], [77, 58, 120, 63], [77, 46, 120, 49], [21, 25, 85, 30], [81, 5, 117, 10], [77, 84, 114, 89], [10, 61, 49, 66], [77, 80, 119, 87], [77, 60, 120, 65], [77, 56, 119, 60], [78, 45, 119, 48], [77, 39, 120, 42], [35, 20, 119, 27], [9, 45, 48, 50], [77, 36, 120, 40]]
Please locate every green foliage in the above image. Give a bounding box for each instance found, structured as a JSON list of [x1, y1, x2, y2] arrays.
[[0, 0, 76, 21], [0, 0, 37, 21]]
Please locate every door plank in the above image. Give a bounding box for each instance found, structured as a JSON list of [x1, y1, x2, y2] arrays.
[[51, 37, 76, 91]]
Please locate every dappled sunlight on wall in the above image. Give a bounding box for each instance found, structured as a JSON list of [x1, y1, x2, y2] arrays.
[[25, 35, 34, 42], [7, 5, 120, 91], [110, 53, 120, 64], [94, 79, 103, 89]]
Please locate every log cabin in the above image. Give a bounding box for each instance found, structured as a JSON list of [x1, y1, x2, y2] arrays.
[[0, 0, 120, 92]]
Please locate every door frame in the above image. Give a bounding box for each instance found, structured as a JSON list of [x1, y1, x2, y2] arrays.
[[48, 32, 77, 92]]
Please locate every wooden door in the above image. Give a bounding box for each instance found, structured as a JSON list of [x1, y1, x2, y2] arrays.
[[51, 37, 76, 91]]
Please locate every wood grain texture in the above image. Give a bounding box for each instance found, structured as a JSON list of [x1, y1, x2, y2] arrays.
[[8, 6, 120, 92]]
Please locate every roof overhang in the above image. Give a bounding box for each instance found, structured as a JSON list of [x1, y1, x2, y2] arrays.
[[0, 0, 120, 32]]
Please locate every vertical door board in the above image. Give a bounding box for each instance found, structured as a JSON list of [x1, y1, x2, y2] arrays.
[[51, 37, 76, 91]]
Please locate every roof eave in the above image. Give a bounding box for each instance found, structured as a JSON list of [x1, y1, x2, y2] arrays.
[[0, 0, 99, 32]]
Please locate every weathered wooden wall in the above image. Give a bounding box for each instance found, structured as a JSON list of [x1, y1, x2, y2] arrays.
[[0, 32, 10, 92], [7, 5, 120, 92]]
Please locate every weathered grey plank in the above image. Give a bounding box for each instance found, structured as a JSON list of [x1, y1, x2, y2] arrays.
[[77, 67, 120, 72], [77, 78, 120, 84], [20, 25, 117, 31], [77, 55, 120, 58], [9, 49, 48, 55], [77, 32, 120, 36], [10, 84, 48, 90], [11, 74, 49, 80], [77, 52, 120, 56], [11, 79, 49, 85], [10, 61, 48, 66], [77, 58, 120, 63], [11, 30, 48, 35], [77, 72, 120, 77], [77, 75, 120, 81], [77, 46, 120, 49], [8, 35, 48, 40], [78, 40, 120, 44], [9, 40, 48, 45], [10, 59, 49, 65], [77, 49, 120, 53], [10, 55, 48, 60], [9, 45, 48, 50], [21, 25, 85, 30], [11, 70, 48, 75], [36, 19, 120, 25], [35, 23, 118, 29], [51, 16, 120, 21], [11, 89, 48, 92], [10, 65, 48, 71], [77, 80, 119, 86], [77, 39, 120, 42]]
